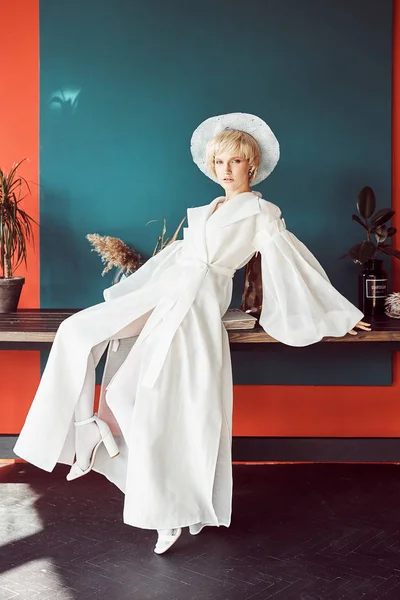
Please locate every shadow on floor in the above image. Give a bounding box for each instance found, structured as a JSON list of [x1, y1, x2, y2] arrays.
[[1, 463, 400, 599]]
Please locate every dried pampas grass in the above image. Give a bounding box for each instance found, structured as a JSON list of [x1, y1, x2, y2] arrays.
[[86, 233, 141, 276], [87, 216, 186, 281], [147, 216, 187, 256], [385, 292, 400, 318]]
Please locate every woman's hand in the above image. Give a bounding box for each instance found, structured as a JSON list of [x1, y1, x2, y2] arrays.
[[347, 320, 372, 336]]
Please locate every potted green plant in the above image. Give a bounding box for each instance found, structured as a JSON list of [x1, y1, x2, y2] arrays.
[[343, 186, 400, 316], [0, 160, 36, 312]]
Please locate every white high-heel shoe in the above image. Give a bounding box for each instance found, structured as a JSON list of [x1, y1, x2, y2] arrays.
[[66, 414, 119, 481], [154, 528, 182, 555]]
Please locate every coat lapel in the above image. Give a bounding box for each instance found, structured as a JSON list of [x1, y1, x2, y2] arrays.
[[206, 192, 261, 232], [186, 200, 218, 263], [186, 192, 261, 258]]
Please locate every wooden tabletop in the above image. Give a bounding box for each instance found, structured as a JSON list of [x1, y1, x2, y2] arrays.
[[228, 321, 400, 343], [0, 309, 398, 344], [0, 310, 78, 343]]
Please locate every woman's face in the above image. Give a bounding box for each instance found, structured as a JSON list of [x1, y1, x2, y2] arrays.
[[214, 151, 251, 196]]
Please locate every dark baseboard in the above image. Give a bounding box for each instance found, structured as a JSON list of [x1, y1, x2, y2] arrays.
[[2, 435, 400, 462], [232, 437, 400, 462]]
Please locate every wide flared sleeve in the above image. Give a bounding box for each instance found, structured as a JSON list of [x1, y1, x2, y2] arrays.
[[252, 202, 364, 346]]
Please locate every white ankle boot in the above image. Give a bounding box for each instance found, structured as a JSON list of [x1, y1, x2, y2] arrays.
[[154, 528, 182, 555], [66, 414, 119, 481]]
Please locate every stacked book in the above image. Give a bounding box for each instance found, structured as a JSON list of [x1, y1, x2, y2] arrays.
[[222, 308, 257, 330]]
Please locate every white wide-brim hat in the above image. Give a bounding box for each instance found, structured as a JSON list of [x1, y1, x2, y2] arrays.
[[190, 112, 280, 186]]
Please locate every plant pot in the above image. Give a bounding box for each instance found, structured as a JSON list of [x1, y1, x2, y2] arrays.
[[241, 252, 263, 319], [358, 259, 388, 317], [0, 277, 25, 312]]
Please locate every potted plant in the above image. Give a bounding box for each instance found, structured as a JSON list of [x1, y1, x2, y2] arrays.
[[342, 186, 400, 316], [0, 160, 36, 312]]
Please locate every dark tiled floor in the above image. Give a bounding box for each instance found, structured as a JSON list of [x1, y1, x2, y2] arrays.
[[1, 463, 400, 599]]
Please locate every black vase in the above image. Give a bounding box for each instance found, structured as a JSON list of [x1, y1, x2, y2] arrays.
[[358, 259, 388, 317]]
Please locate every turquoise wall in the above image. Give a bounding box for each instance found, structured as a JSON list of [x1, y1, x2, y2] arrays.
[[40, 0, 393, 384]]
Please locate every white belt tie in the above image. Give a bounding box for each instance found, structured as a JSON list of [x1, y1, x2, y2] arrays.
[[177, 256, 235, 279]]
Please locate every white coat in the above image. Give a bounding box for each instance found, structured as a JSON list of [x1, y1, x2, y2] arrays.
[[14, 191, 363, 533]]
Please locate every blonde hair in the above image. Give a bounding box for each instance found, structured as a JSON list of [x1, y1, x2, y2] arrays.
[[206, 129, 261, 182]]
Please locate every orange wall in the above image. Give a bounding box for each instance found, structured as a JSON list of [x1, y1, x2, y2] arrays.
[[1, 0, 400, 440], [0, 0, 40, 433]]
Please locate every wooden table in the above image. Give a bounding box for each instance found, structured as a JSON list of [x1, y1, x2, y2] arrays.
[[0, 309, 398, 347], [1, 309, 399, 463]]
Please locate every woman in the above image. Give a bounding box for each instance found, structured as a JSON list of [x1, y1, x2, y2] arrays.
[[14, 112, 370, 555]]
